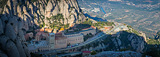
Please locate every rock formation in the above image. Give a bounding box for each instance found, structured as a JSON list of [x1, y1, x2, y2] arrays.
[[92, 51, 142, 57], [80, 31, 146, 53], [0, 0, 85, 57]]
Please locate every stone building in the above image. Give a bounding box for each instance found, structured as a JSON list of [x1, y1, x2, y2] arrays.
[[35, 32, 49, 41], [28, 26, 97, 51], [55, 32, 67, 49], [25, 32, 33, 41], [28, 40, 50, 53], [67, 34, 84, 45], [49, 33, 55, 49], [54, 32, 84, 49]]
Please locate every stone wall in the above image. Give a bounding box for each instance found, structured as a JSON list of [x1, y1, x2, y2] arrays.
[[67, 34, 84, 45]]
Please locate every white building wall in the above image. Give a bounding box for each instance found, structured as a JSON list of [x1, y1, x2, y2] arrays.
[[80, 29, 96, 35], [67, 34, 84, 45], [49, 33, 55, 49]]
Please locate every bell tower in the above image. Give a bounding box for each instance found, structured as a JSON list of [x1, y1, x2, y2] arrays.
[[49, 33, 55, 49]]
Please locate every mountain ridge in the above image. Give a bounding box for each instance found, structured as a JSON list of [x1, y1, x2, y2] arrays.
[[0, 0, 85, 57]]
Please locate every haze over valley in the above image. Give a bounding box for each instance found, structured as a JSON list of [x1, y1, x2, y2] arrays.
[[78, 0, 160, 38]]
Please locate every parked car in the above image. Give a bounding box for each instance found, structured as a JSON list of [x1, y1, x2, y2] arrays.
[[72, 43, 79, 47], [67, 46, 72, 48], [75, 43, 79, 46]]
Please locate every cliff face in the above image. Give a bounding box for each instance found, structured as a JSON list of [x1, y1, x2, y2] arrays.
[[92, 51, 142, 57], [80, 31, 146, 53], [1, 0, 86, 30], [0, 0, 85, 57]]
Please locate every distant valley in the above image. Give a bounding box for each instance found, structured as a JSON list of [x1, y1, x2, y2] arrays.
[[78, 0, 160, 38]]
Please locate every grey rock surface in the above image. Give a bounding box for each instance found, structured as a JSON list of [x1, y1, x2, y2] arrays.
[[0, 0, 85, 57], [92, 51, 142, 57], [0, 50, 8, 57], [0, 36, 20, 57], [5, 24, 17, 41], [0, 19, 3, 35]]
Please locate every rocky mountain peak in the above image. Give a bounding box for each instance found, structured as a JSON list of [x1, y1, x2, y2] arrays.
[[0, 0, 86, 57]]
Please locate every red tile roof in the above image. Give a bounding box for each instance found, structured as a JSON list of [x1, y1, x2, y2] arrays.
[[83, 51, 91, 53], [82, 27, 91, 30], [91, 26, 96, 29], [35, 28, 53, 33], [104, 26, 113, 30], [25, 34, 29, 40]]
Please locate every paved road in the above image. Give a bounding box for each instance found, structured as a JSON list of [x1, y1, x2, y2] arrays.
[[55, 52, 82, 57], [37, 25, 122, 54]]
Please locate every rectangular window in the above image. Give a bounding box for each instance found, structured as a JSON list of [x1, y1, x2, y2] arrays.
[[51, 35, 54, 37]]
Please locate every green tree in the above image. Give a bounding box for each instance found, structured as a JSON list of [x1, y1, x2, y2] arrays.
[[91, 51, 97, 55], [157, 31, 160, 36]]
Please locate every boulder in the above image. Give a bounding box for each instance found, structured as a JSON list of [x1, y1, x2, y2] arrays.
[[93, 51, 142, 57], [18, 30, 26, 41], [5, 24, 17, 41], [22, 43, 31, 57], [0, 50, 8, 57], [15, 39, 26, 57], [8, 16, 19, 34], [0, 36, 10, 49], [0, 36, 20, 57], [0, 15, 8, 29], [6, 40, 20, 57], [0, 19, 3, 35]]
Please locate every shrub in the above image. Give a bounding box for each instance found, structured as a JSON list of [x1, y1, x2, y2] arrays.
[[127, 25, 132, 28], [119, 48, 128, 51], [91, 51, 97, 55], [0, 0, 8, 8], [157, 31, 160, 36]]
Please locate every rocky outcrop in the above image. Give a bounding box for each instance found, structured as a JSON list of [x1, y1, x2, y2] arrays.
[[0, 19, 30, 57], [80, 31, 146, 53], [0, 0, 85, 57], [0, 50, 8, 57], [0, 19, 3, 35], [5, 23, 17, 41], [1, 0, 85, 28], [42, 0, 86, 27], [92, 51, 142, 57], [0, 36, 20, 57]]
